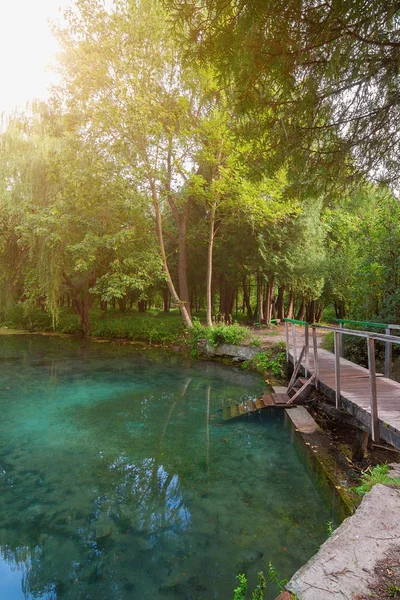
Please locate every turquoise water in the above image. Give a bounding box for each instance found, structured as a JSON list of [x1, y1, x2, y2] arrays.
[[0, 336, 331, 599]]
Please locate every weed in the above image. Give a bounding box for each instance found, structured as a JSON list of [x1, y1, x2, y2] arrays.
[[268, 562, 288, 593], [233, 574, 248, 600], [242, 350, 286, 379], [326, 520, 334, 537], [386, 584, 400, 597], [354, 464, 400, 496], [232, 572, 267, 600], [207, 322, 249, 346]]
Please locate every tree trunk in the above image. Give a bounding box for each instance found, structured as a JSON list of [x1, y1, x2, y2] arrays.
[[138, 299, 147, 313], [271, 295, 277, 320], [243, 276, 253, 320], [165, 142, 191, 318], [277, 286, 285, 320], [296, 297, 306, 321], [149, 177, 192, 328], [206, 202, 216, 328], [80, 292, 91, 337], [315, 303, 323, 323], [118, 297, 127, 313], [306, 300, 316, 323], [257, 275, 264, 323], [263, 276, 274, 324], [219, 275, 235, 321], [177, 203, 191, 318], [286, 289, 295, 319], [62, 270, 95, 337], [162, 288, 170, 313]]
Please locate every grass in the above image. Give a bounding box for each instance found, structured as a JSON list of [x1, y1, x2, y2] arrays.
[[1, 305, 262, 348], [0, 305, 186, 345], [354, 464, 400, 496]]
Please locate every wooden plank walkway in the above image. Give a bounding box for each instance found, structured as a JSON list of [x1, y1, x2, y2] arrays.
[[289, 347, 400, 448]]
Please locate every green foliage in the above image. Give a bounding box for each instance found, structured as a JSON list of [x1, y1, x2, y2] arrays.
[[170, 0, 400, 184], [242, 350, 286, 379], [355, 465, 400, 496], [386, 584, 400, 597], [326, 520, 334, 537], [207, 323, 248, 346], [2, 0, 400, 340], [251, 572, 267, 600], [0, 308, 185, 345], [321, 332, 334, 352], [188, 320, 250, 355], [268, 562, 288, 594], [232, 572, 267, 600], [233, 574, 248, 600]]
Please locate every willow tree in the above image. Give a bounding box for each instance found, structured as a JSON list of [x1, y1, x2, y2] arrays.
[[54, 0, 223, 328], [0, 105, 161, 335]]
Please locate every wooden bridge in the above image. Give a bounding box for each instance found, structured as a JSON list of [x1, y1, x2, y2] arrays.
[[285, 318, 400, 449], [222, 318, 400, 450]]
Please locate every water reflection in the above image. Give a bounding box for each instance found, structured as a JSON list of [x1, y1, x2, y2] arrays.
[[0, 337, 332, 599]]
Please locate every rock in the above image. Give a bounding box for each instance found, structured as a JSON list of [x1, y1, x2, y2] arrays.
[[287, 484, 400, 600], [275, 593, 292, 600]]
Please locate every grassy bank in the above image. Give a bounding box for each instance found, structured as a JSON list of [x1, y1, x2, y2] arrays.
[[0, 306, 186, 345]]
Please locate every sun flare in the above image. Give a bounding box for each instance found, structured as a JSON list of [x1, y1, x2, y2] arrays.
[[0, 0, 71, 114]]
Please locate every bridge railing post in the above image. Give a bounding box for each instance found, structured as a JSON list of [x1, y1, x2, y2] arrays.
[[312, 326, 319, 390], [367, 336, 379, 442], [334, 331, 341, 409], [292, 323, 297, 363], [304, 323, 309, 378], [285, 320, 290, 362], [385, 327, 392, 379], [339, 321, 344, 357]]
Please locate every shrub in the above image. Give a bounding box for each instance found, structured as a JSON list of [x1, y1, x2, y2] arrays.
[[207, 322, 248, 346], [242, 349, 286, 379]]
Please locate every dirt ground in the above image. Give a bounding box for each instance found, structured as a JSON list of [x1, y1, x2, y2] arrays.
[[308, 392, 400, 482], [250, 323, 328, 349], [353, 546, 400, 599]]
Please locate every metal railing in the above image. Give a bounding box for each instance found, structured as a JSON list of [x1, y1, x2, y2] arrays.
[[284, 318, 400, 442]]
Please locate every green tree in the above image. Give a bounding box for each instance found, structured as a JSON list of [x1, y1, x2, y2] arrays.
[[169, 0, 400, 185]]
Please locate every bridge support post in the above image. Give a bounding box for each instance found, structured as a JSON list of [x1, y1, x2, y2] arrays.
[[285, 320, 290, 362], [385, 327, 392, 379], [312, 326, 319, 390], [339, 321, 344, 357], [334, 331, 341, 408], [367, 337, 379, 442], [292, 323, 297, 363], [305, 323, 309, 378]]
